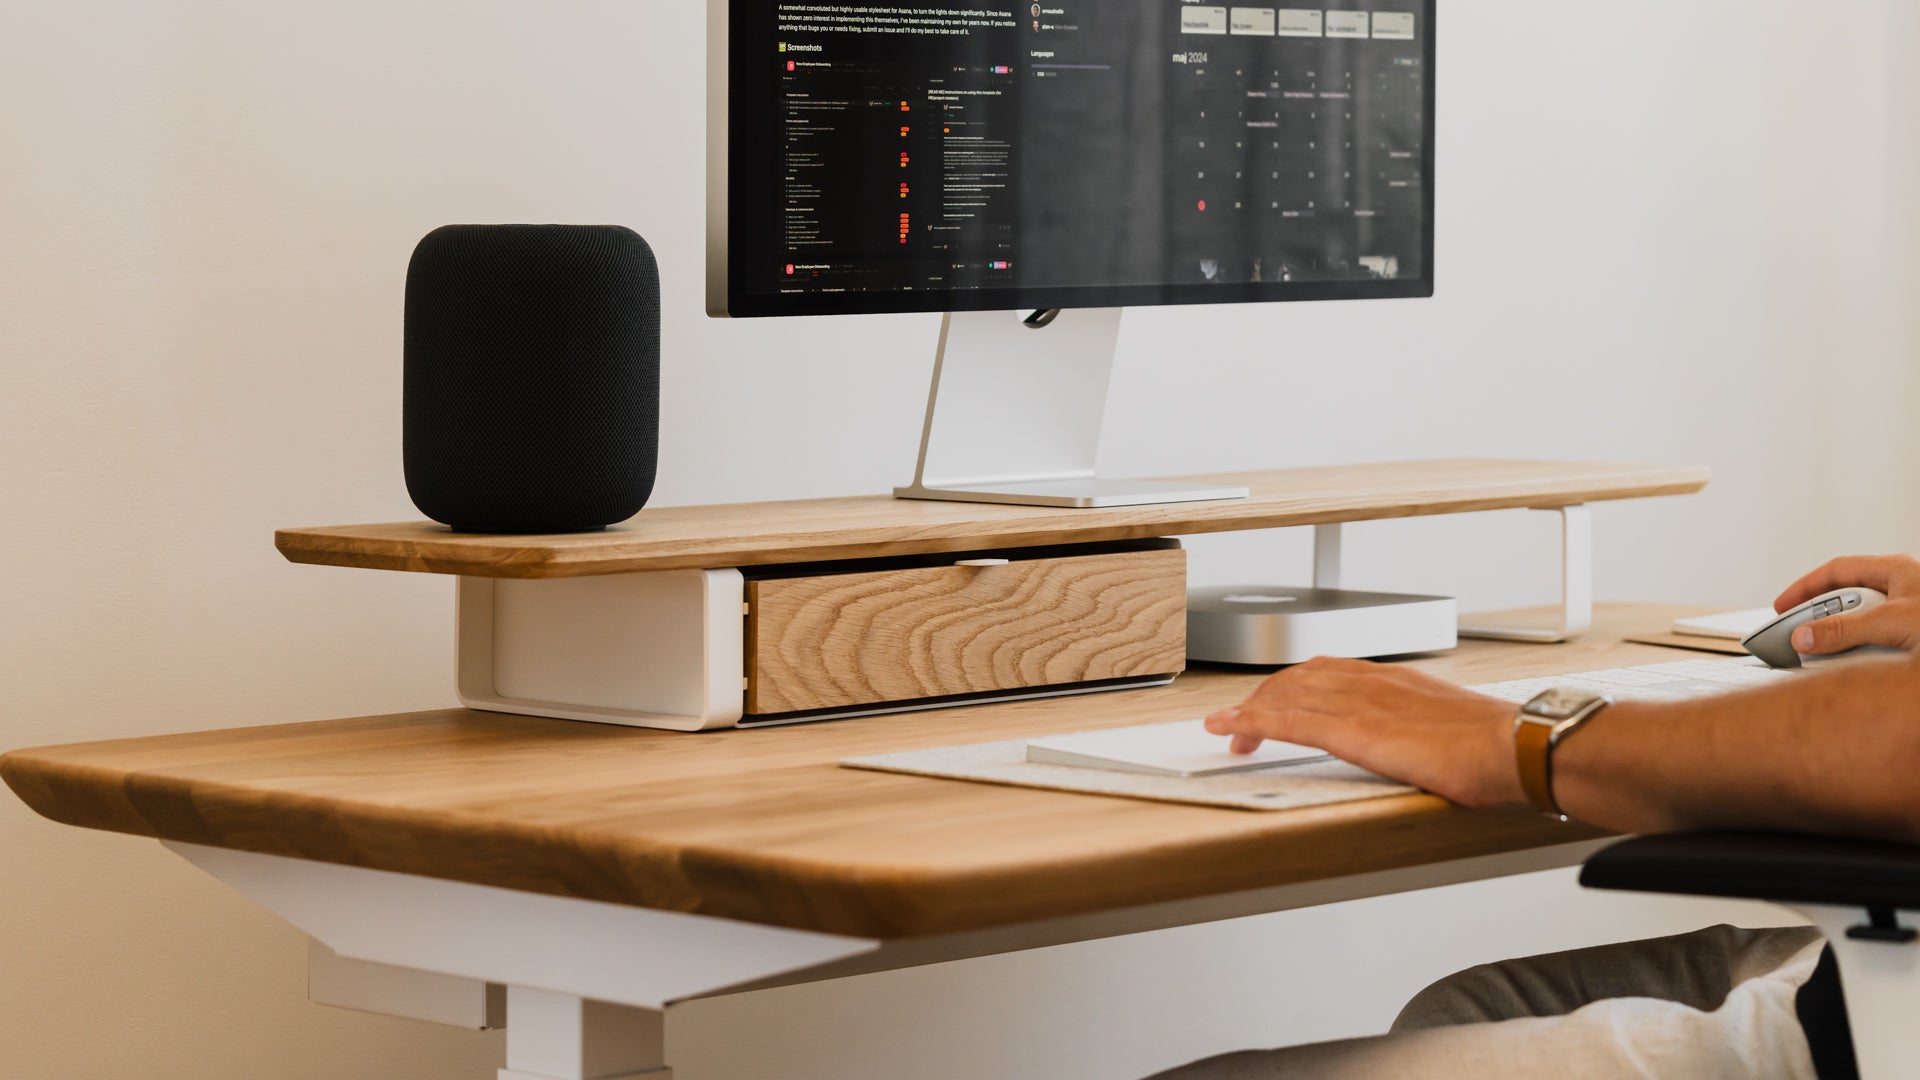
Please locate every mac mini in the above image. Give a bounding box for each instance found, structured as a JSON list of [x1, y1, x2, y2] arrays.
[[1186, 586, 1458, 665]]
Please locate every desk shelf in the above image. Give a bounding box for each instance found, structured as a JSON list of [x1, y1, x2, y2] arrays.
[[275, 459, 1710, 579], [275, 458, 1709, 730]]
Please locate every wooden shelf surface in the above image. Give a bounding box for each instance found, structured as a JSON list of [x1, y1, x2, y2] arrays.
[[275, 459, 1710, 578], [3, 605, 1713, 939]]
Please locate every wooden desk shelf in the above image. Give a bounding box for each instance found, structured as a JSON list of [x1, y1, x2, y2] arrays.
[[275, 459, 1710, 579], [271, 459, 1710, 728]]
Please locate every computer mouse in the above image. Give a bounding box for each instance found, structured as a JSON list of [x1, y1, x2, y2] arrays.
[[1741, 587, 1889, 669]]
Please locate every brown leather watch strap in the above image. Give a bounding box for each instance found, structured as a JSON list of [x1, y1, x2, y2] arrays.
[[1514, 718, 1559, 815]]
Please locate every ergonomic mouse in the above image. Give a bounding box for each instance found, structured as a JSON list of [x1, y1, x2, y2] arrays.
[[1741, 587, 1889, 669]]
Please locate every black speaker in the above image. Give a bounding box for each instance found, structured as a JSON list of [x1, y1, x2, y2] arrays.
[[403, 224, 659, 533]]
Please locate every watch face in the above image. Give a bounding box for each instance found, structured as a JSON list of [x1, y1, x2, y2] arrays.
[[1526, 688, 1599, 721]]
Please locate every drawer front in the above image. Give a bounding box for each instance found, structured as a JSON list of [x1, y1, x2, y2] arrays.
[[746, 547, 1187, 715]]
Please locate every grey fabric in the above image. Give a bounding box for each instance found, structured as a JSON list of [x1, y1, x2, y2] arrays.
[[1148, 925, 1827, 1080], [1392, 924, 1825, 1029]]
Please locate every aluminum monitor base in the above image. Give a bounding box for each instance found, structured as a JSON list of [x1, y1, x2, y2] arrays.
[[895, 308, 1251, 509]]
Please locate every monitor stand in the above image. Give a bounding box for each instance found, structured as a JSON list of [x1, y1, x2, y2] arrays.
[[893, 308, 1251, 508]]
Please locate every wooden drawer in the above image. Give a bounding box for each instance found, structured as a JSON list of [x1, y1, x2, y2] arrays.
[[745, 543, 1187, 716]]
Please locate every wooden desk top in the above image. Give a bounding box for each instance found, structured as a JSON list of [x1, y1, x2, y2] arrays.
[[3, 605, 1712, 939], [275, 460, 1709, 578]]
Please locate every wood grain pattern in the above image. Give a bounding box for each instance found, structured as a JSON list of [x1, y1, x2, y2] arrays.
[[745, 549, 1187, 714], [2, 606, 1714, 939], [275, 459, 1711, 578]]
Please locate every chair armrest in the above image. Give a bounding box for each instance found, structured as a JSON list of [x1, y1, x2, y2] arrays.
[[1580, 831, 1920, 910]]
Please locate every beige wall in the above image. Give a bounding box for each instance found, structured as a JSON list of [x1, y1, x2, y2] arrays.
[[2, 2, 1915, 1078]]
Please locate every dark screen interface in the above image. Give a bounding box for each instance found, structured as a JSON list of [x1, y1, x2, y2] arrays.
[[742, 2, 1426, 300]]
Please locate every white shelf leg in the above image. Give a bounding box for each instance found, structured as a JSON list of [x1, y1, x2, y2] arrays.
[[1458, 505, 1594, 643], [499, 987, 669, 1080], [1312, 523, 1343, 590]]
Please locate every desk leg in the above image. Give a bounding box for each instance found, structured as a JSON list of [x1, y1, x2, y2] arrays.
[[499, 987, 667, 1080]]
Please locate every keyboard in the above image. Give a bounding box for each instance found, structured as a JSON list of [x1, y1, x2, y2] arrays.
[[1469, 657, 1797, 704]]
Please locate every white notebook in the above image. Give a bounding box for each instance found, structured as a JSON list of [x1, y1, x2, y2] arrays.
[[1025, 718, 1332, 778], [1671, 607, 1776, 640]]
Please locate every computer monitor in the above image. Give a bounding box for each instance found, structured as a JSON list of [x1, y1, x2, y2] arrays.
[[708, 1, 1435, 506]]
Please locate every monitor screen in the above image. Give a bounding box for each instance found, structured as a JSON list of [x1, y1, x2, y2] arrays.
[[712, 1, 1434, 317]]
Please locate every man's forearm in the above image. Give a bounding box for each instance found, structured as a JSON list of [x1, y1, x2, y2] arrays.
[[1552, 654, 1920, 843]]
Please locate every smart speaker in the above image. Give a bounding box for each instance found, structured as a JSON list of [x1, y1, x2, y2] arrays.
[[403, 224, 659, 533]]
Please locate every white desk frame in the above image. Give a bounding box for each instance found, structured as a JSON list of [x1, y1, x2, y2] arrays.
[[165, 836, 1765, 1080]]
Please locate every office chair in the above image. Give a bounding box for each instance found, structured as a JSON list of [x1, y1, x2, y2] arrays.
[[1582, 832, 1920, 1080]]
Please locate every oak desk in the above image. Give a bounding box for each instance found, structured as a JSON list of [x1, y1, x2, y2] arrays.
[[4, 604, 1732, 1080]]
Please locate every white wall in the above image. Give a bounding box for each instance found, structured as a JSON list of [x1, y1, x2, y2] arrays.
[[1, 2, 1914, 1078]]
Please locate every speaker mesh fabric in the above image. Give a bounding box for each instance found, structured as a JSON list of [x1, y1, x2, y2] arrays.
[[404, 224, 659, 532]]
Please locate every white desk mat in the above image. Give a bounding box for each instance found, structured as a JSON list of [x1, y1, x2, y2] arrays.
[[841, 737, 1416, 811]]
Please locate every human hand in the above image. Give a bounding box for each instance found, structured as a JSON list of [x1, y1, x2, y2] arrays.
[[1202, 658, 1522, 808], [1774, 554, 1920, 656]]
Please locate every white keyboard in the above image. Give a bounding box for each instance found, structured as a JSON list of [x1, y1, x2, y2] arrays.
[[1470, 657, 1797, 704]]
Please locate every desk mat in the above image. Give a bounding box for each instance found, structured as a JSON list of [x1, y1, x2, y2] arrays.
[[1622, 631, 1752, 656], [841, 738, 1415, 811]]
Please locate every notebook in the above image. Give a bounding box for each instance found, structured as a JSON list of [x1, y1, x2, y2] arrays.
[[1024, 718, 1331, 778], [1671, 607, 1776, 640]]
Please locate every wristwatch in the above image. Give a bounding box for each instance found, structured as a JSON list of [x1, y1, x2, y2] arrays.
[[1513, 688, 1612, 819]]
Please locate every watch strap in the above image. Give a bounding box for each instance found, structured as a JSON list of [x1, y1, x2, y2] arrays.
[[1513, 717, 1560, 815], [1513, 691, 1612, 818]]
